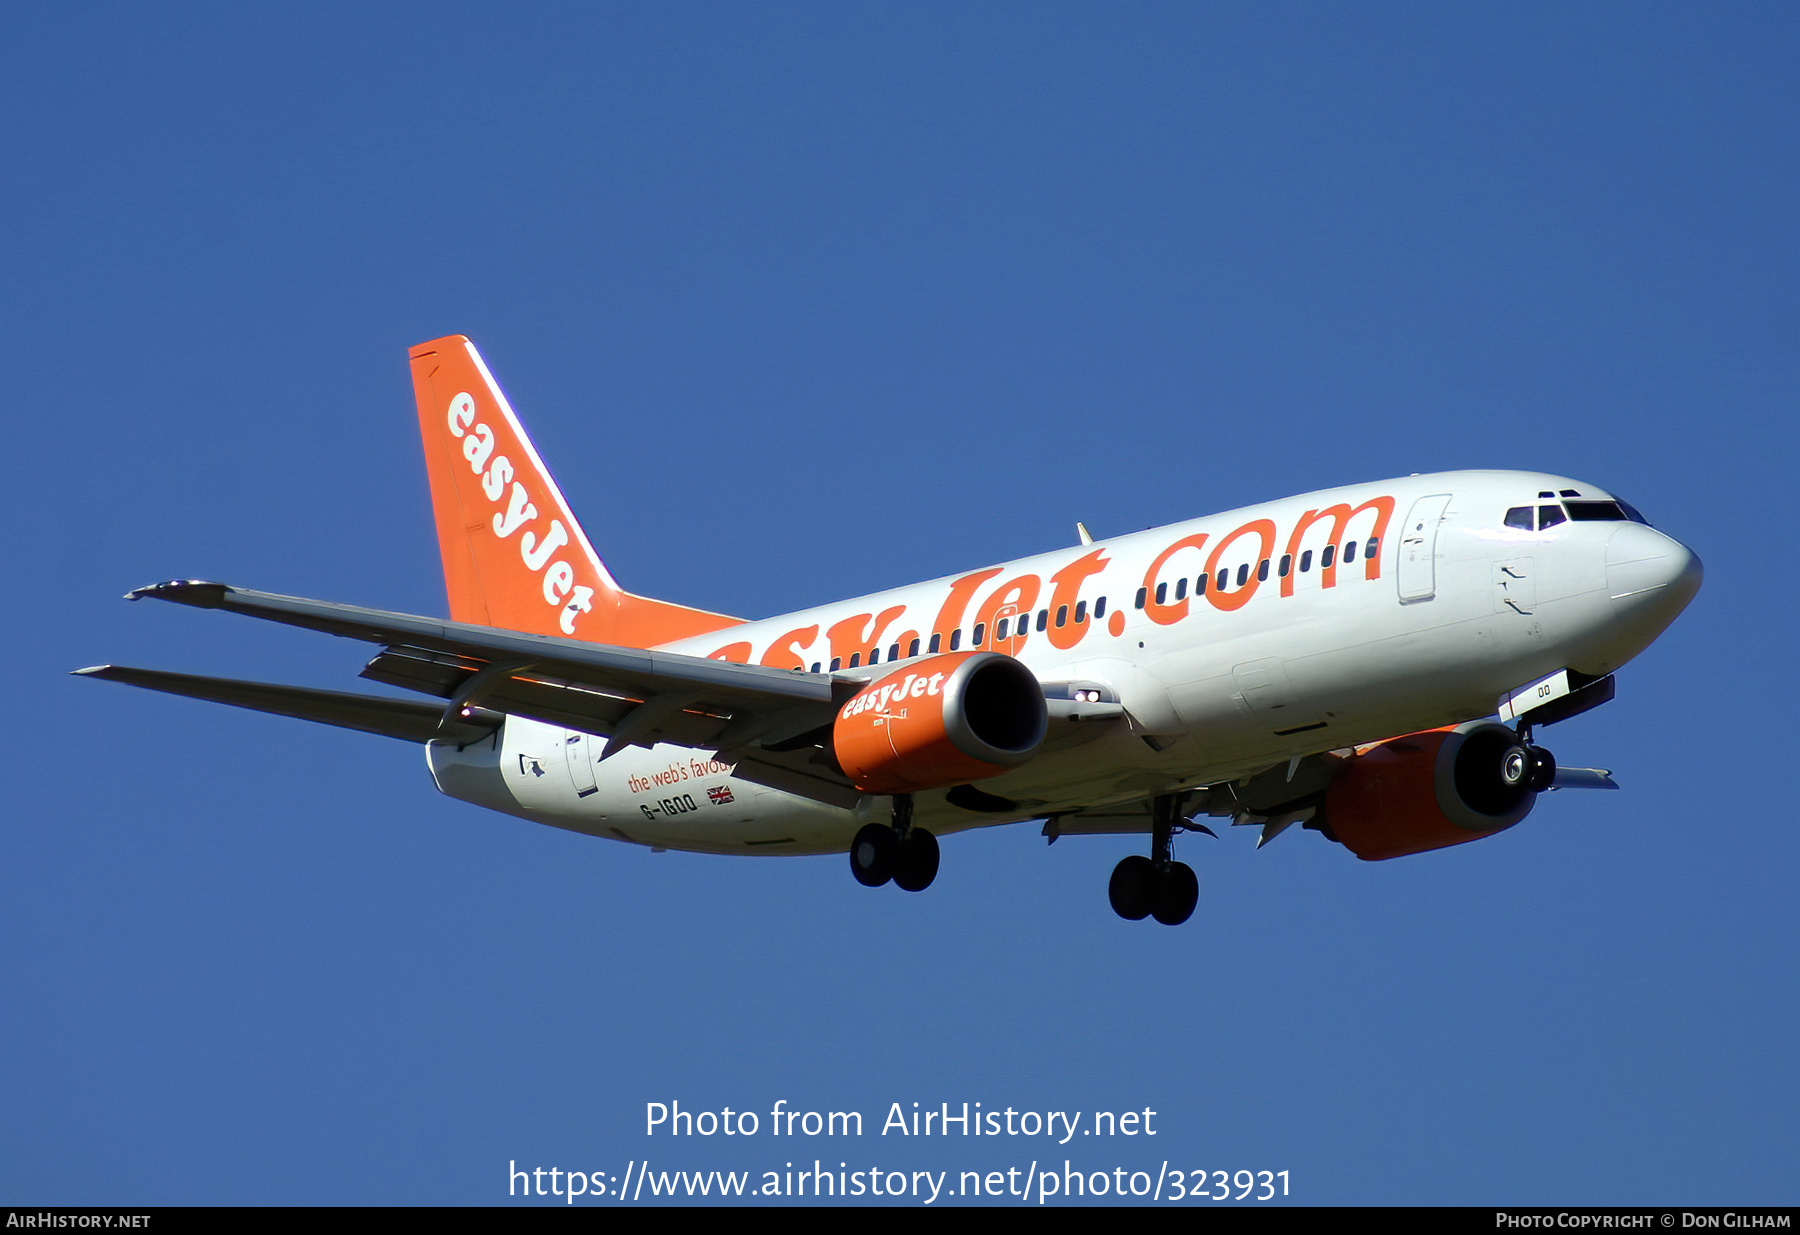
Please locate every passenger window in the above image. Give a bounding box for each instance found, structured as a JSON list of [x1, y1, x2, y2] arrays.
[[1195, 573, 1207, 594], [1236, 563, 1249, 587], [1056, 605, 1069, 627], [1175, 579, 1187, 601], [1257, 559, 1269, 581], [908, 638, 921, 658], [1538, 505, 1566, 529], [1155, 583, 1167, 606], [1075, 600, 1088, 623], [1322, 545, 1336, 569], [1300, 550, 1313, 573], [1216, 568, 1229, 591], [1134, 588, 1147, 610], [973, 623, 985, 647], [810, 662, 821, 674], [949, 629, 962, 651], [1094, 597, 1107, 618], [928, 633, 942, 654], [1505, 506, 1534, 530], [889, 642, 901, 661], [868, 647, 880, 664], [830, 657, 842, 671], [996, 618, 1009, 640], [1279, 554, 1291, 578], [1365, 536, 1378, 559], [1344, 541, 1356, 564], [848, 652, 860, 667], [1037, 609, 1048, 631]]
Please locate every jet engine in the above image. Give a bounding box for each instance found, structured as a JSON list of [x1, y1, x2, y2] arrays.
[[833, 652, 1047, 794], [1319, 720, 1539, 861]]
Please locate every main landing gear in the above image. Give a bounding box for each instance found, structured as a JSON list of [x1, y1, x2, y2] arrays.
[[849, 794, 939, 892], [1109, 793, 1203, 926]]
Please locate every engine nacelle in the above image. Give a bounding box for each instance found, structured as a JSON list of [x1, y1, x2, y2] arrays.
[[1321, 721, 1536, 861], [833, 652, 1048, 794]]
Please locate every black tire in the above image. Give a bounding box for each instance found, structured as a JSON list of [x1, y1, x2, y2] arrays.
[[1500, 742, 1532, 789], [893, 828, 940, 893], [1527, 746, 1557, 793], [1150, 861, 1199, 926], [1108, 855, 1154, 921], [849, 823, 898, 887]]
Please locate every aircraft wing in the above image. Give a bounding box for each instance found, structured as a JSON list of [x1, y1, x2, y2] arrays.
[[108, 581, 851, 782]]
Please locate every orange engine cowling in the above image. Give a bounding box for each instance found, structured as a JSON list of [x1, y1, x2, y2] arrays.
[[1321, 721, 1537, 861], [833, 652, 1048, 794]]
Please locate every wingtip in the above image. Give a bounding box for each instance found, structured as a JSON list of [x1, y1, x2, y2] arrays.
[[124, 579, 230, 605], [71, 665, 112, 677]]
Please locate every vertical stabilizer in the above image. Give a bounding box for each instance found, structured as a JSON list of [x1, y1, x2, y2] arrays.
[[408, 336, 742, 647]]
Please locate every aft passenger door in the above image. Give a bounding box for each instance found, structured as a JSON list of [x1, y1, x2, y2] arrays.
[[1397, 494, 1453, 603], [563, 729, 599, 798]]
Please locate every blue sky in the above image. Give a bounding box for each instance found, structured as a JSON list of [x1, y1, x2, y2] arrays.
[[4, 3, 1794, 1205]]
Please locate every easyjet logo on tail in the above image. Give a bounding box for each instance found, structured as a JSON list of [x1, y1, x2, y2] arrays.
[[413, 335, 745, 649], [445, 391, 595, 635]]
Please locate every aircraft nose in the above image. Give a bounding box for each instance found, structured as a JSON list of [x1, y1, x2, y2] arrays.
[[1606, 522, 1702, 624]]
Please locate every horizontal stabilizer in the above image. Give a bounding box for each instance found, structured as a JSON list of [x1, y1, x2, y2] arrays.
[[72, 665, 499, 745]]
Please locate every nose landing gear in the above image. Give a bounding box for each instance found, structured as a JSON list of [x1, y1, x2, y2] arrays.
[[1108, 793, 1202, 926], [848, 794, 939, 892], [1512, 720, 1557, 794]]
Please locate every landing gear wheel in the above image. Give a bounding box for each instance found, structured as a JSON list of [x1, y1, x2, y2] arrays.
[[893, 828, 940, 893], [1500, 742, 1532, 789], [849, 823, 898, 887], [1527, 746, 1556, 793], [1149, 861, 1199, 926], [1108, 855, 1155, 921]]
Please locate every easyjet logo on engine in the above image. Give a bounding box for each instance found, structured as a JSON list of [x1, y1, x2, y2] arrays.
[[446, 392, 595, 635], [840, 671, 948, 722]]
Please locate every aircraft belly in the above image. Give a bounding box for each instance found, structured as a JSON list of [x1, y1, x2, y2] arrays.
[[424, 719, 848, 855]]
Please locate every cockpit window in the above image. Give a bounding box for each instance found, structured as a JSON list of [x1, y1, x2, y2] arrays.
[[1506, 505, 1567, 530], [1614, 497, 1651, 526], [1564, 500, 1628, 521]]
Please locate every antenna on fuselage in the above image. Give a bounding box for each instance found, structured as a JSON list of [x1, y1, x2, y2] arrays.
[[1076, 522, 1094, 546]]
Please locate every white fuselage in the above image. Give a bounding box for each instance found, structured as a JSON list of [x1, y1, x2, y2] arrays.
[[427, 470, 1699, 856]]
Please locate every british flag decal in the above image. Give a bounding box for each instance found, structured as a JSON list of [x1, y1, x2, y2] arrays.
[[708, 785, 735, 806]]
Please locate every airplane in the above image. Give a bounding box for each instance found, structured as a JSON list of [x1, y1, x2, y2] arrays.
[[77, 335, 1703, 926]]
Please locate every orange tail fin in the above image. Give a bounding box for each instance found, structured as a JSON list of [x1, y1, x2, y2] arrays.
[[408, 335, 742, 647]]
